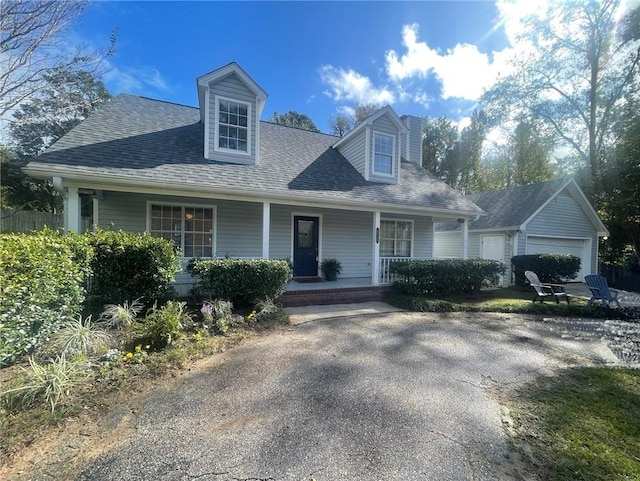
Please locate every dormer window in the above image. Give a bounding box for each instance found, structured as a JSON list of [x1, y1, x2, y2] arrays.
[[216, 97, 251, 155], [373, 132, 395, 176]]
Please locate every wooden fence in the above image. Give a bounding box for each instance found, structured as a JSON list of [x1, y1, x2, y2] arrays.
[[0, 209, 91, 233]]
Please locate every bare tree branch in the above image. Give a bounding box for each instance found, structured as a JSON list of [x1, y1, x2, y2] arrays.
[[0, 0, 116, 121]]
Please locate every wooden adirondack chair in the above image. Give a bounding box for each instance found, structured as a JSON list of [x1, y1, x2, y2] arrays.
[[585, 275, 621, 308], [524, 270, 570, 304]]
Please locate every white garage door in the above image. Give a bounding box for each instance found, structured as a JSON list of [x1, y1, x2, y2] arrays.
[[526, 236, 589, 282]]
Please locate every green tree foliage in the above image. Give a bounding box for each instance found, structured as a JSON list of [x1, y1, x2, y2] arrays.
[[457, 110, 488, 193], [510, 122, 553, 186], [2, 69, 111, 212], [422, 116, 459, 182], [482, 0, 640, 189], [422, 111, 487, 193], [328, 103, 381, 137], [601, 107, 640, 266], [268, 110, 320, 132], [353, 103, 380, 124], [328, 113, 354, 137]]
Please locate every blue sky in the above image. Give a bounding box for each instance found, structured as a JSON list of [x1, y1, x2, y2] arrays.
[[76, 1, 518, 133]]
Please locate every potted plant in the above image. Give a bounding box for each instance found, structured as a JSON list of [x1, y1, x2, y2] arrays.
[[321, 258, 342, 281]]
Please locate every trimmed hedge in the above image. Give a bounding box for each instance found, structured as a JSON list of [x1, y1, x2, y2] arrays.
[[0, 230, 92, 367], [187, 258, 291, 305], [391, 259, 506, 295], [87, 230, 181, 306], [512, 254, 581, 286]]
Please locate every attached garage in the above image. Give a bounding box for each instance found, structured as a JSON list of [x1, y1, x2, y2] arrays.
[[526, 236, 591, 282], [433, 178, 609, 286]]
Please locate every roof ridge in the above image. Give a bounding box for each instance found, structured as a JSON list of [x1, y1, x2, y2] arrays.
[[116, 93, 199, 110], [469, 177, 569, 197], [260, 120, 340, 139]]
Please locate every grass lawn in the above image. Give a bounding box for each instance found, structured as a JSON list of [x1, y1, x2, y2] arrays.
[[509, 367, 640, 481], [384, 286, 624, 318]]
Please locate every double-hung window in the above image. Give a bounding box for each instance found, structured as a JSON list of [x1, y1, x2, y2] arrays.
[[150, 204, 215, 258], [217, 98, 249, 153], [380, 220, 412, 257], [373, 133, 394, 175]]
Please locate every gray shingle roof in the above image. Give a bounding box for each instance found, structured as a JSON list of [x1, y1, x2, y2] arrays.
[[25, 94, 483, 216], [437, 178, 570, 231]]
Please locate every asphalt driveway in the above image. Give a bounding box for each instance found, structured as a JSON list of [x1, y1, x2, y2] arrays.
[[77, 311, 619, 481]]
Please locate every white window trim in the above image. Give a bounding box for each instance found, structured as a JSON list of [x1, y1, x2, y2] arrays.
[[146, 201, 217, 259], [380, 218, 414, 257], [372, 131, 396, 177], [214, 95, 251, 157]]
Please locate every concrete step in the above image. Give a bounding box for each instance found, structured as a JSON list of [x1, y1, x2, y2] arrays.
[[278, 286, 390, 307]]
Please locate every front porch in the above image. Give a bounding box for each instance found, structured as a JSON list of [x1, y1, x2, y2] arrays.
[[280, 277, 391, 307]]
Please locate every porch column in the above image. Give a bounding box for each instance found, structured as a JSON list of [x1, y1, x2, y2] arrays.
[[65, 187, 81, 233], [262, 202, 270, 258], [461, 219, 469, 259], [92, 197, 100, 232], [372, 211, 381, 285]]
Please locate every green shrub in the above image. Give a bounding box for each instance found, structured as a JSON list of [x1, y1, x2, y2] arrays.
[[512, 254, 581, 286], [87, 230, 181, 307], [391, 259, 506, 295], [138, 301, 188, 349], [0, 229, 91, 367], [200, 299, 234, 334], [187, 258, 291, 305]]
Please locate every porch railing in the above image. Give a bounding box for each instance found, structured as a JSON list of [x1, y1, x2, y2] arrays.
[[379, 257, 412, 285]]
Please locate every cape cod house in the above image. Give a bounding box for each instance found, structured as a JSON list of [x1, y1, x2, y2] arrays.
[[24, 62, 486, 295]]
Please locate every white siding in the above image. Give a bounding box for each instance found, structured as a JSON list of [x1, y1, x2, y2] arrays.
[[208, 73, 257, 164], [323, 210, 373, 278], [522, 189, 598, 275], [468, 232, 482, 259], [434, 231, 462, 258], [269, 204, 293, 261], [336, 129, 367, 177], [400, 115, 423, 166], [215, 200, 262, 257], [99, 192, 147, 232]]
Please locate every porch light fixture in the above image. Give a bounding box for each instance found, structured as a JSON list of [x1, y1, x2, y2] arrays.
[[185, 212, 194, 220], [376, 227, 380, 244]]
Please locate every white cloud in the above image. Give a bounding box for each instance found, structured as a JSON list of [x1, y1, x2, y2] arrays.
[[384, 23, 515, 101], [103, 64, 170, 95], [320, 65, 395, 105], [385, 23, 441, 81], [495, 0, 547, 45]]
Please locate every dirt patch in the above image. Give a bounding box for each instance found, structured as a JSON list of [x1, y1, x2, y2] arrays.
[[0, 346, 237, 481]]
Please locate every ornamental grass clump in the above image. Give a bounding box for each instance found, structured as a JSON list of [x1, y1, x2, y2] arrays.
[[99, 297, 145, 330], [51, 315, 111, 357], [1, 355, 87, 412]]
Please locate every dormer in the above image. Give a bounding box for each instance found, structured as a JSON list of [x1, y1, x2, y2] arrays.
[[333, 106, 409, 184], [197, 63, 268, 165]]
